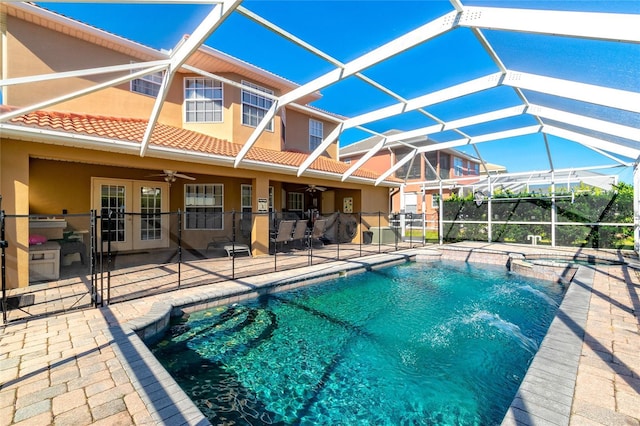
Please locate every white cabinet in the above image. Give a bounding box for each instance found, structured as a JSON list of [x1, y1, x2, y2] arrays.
[[29, 242, 61, 282]]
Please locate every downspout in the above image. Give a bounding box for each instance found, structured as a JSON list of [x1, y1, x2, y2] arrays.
[[389, 188, 400, 215]]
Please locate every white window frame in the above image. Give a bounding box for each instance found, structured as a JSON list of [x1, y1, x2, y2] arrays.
[[241, 80, 274, 132], [269, 186, 274, 211], [130, 64, 163, 97], [184, 184, 224, 230], [184, 77, 223, 123], [309, 119, 323, 151], [288, 192, 304, 211], [431, 194, 440, 209], [454, 157, 464, 177], [241, 184, 252, 218]]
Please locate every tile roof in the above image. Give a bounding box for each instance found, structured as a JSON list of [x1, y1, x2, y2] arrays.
[[4, 108, 398, 183]]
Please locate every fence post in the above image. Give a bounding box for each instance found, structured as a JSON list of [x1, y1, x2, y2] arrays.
[[307, 209, 312, 266], [336, 211, 340, 261], [408, 212, 413, 248], [1, 196, 8, 324], [232, 210, 236, 279], [378, 211, 381, 253], [395, 213, 399, 251], [273, 211, 278, 272], [106, 210, 113, 306], [97, 211, 104, 308], [359, 211, 362, 257], [177, 209, 182, 289], [89, 210, 96, 307]]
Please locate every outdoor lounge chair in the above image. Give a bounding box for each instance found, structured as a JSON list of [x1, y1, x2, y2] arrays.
[[309, 219, 326, 248], [291, 219, 308, 249], [206, 237, 251, 258], [270, 220, 295, 253]]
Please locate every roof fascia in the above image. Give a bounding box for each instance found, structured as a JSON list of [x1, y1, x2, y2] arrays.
[[458, 6, 640, 44], [0, 123, 142, 152], [9, 2, 166, 59], [194, 43, 305, 96], [285, 103, 344, 124]]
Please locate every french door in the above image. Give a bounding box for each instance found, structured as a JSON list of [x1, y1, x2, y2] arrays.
[[92, 178, 170, 251]]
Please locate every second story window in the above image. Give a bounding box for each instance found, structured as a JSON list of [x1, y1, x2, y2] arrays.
[[242, 81, 274, 131], [309, 119, 323, 151], [454, 158, 464, 176], [131, 68, 163, 97], [395, 150, 421, 180], [184, 77, 223, 122]]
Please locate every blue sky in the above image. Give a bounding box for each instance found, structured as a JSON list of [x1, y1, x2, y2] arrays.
[[34, 1, 640, 182]]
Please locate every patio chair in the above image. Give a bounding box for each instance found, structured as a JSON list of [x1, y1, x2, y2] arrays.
[[308, 219, 326, 248], [270, 220, 295, 253], [291, 219, 308, 249]]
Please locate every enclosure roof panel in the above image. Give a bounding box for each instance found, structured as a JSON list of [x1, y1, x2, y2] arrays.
[[1, 0, 638, 184]]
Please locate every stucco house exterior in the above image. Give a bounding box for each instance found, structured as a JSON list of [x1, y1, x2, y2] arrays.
[[0, 3, 399, 288]]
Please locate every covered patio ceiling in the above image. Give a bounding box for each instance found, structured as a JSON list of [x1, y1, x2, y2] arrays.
[[1, 0, 639, 186]]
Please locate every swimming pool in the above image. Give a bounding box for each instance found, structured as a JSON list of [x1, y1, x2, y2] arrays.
[[151, 261, 566, 425]]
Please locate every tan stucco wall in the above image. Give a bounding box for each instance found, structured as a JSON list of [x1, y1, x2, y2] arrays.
[[0, 139, 31, 289], [284, 108, 339, 159], [5, 16, 183, 125], [343, 151, 392, 175], [227, 81, 282, 151], [1, 137, 391, 287]]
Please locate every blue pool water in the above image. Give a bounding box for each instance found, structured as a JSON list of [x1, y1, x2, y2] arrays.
[[151, 261, 566, 425]]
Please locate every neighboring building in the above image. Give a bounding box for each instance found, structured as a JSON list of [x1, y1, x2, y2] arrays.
[[0, 3, 398, 288], [340, 130, 500, 229]]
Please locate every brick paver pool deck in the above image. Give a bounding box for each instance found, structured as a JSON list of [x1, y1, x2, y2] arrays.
[[1, 243, 638, 425]]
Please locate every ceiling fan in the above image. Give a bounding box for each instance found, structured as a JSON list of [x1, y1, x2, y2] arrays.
[[148, 170, 196, 183], [304, 184, 327, 193]]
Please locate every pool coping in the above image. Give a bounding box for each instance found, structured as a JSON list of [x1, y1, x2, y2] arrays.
[[501, 265, 594, 426], [116, 251, 417, 425]]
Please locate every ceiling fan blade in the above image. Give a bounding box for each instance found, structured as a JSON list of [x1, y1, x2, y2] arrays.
[[316, 186, 327, 192], [174, 173, 196, 180]]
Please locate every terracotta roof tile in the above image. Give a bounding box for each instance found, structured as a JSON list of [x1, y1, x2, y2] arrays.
[[4, 108, 398, 183]]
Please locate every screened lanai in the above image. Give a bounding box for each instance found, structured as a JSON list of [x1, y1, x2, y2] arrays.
[[1, 0, 639, 249]]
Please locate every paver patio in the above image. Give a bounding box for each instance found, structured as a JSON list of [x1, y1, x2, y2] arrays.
[[1, 243, 638, 425]]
